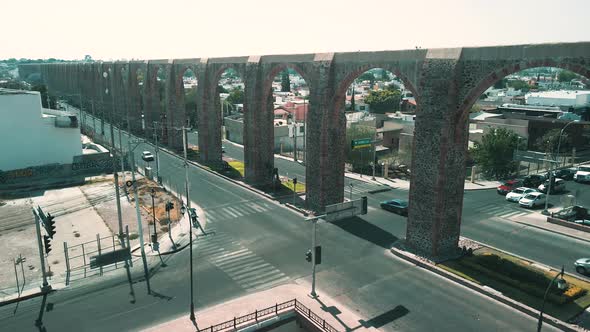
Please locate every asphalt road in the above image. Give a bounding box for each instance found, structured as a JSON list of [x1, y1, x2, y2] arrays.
[[0, 113, 562, 332]]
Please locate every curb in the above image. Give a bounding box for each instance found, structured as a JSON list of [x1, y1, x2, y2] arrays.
[[0, 288, 55, 307], [390, 246, 581, 332], [509, 217, 590, 244]]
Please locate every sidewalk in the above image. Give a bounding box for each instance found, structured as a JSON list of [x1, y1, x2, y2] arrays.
[[344, 172, 501, 191], [508, 211, 590, 243], [143, 283, 378, 332]]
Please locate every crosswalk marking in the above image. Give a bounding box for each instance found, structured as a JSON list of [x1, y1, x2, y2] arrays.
[[203, 200, 271, 224], [197, 231, 290, 292], [471, 202, 533, 220]]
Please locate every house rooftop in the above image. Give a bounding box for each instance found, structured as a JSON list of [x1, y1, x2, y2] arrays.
[[0, 88, 38, 96]]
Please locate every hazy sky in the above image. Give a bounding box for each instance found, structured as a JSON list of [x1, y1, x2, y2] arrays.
[[2, 0, 588, 60]]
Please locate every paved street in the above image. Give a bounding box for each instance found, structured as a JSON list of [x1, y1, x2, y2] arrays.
[[0, 111, 564, 331]]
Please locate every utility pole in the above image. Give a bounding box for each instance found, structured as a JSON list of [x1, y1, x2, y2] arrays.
[[308, 216, 320, 298], [292, 120, 298, 162], [32, 209, 49, 291], [303, 99, 307, 163], [182, 126, 196, 321], [372, 132, 377, 181], [91, 101, 96, 138], [150, 188, 158, 250], [153, 121, 161, 184], [128, 140, 151, 294], [118, 123, 126, 186], [110, 108, 124, 240]]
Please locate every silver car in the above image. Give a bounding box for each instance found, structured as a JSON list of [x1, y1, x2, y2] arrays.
[[518, 192, 546, 208], [506, 187, 537, 203], [575, 258, 590, 274]]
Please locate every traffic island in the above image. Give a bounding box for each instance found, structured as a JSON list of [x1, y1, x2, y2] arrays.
[[391, 239, 589, 331]]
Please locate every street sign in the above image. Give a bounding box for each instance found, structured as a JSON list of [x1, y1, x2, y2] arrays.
[[90, 248, 131, 269], [324, 196, 367, 222], [351, 138, 372, 150]]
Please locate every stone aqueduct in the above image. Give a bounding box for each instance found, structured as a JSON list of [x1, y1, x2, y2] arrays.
[[20, 42, 590, 259]]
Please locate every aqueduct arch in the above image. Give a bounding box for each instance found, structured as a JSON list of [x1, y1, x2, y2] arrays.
[[25, 42, 590, 259]]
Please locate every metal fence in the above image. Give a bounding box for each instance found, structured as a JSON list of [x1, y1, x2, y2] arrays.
[[198, 298, 339, 332], [63, 226, 131, 285]]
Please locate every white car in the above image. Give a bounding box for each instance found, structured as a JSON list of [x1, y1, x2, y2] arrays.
[[518, 192, 547, 208], [538, 178, 566, 193], [574, 166, 590, 183], [142, 151, 155, 162], [506, 187, 538, 202]]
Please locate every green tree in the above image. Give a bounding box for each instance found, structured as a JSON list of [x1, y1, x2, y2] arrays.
[[470, 128, 520, 179], [363, 89, 401, 113], [357, 72, 375, 86], [535, 129, 571, 154], [226, 87, 244, 105], [558, 70, 577, 82], [280, 70, 290, 92], [493, 78, 507, 89], [507, 80, 531, 92], [350, 86, 356, 111]]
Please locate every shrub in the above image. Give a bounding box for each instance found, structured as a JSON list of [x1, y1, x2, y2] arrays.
[[564, 285, 586, 301], [129, 233, 139, 240]]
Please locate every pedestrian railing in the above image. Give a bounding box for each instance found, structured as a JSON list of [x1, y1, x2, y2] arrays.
[[198, 298, 339, 332]]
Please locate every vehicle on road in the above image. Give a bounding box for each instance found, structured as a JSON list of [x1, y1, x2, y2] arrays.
[[523, 174, 546, 188], [575, 258, 590, 274], [538, 178, 566, 194], [518, 192, 546, 208], [506, 187, 538, 202], [552, 168, 576, 181], [142, 151, 155, 162], [497, 179, 522, 195], [380, 199, 408, 216], [222, 145, 226, 153], [574, 166, 590, 183]]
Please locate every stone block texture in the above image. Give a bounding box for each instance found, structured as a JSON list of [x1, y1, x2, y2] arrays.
[[26, 42, 590, 259]]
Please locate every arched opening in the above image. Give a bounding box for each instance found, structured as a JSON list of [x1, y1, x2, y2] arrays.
[[154, 67, 167, 143], [218, 67, 244, 149], [181, 67, 199, 154], [120, 67, 129, 131], [337, 68, 414, 190], [460, 65, 590, 185], [270, 68, 310, 163]]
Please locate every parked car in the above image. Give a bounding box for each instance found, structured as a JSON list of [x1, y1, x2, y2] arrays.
[[552, 168, 576, 181], [575, 258, 590, 274], [523, 174, 546, 188], [518, 192, 546, 208], [574, 165, 590, 183], [538, 178, 566, 194], [142, 151, 155, 162], [497, 179, 522, 195], [380, 199, 408, 216], [505, 187, 538, 202]]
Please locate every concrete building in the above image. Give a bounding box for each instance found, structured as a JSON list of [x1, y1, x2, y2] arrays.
[[0, 89, 81, 172], [526, 90, 590, 108]]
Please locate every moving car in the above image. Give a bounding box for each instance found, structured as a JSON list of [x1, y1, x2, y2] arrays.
[[380, 199, 408, 216], [552, 168, 576, 181], [142, 151, 155, 162], [575, 258, 590, 274], [505, 187, 538, 202], [518, 192, 546, 208], [497, 179, 522, 195], [538, 178, 566, 194], [523, 174, 546, 188], [574, 165, 590, 183]]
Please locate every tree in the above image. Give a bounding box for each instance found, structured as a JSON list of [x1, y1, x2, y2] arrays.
[[363, 89, 401, 113], [380, 69, 389, 81], [226, 87, 244, 105], [31, 84, 56, 109], [558, 70, 577, 83], [535, 129, 571, 154], [493, 78, 507, 89], [350, 86, 356, 111], [357, 72, 375, 86], [507, 80, 531, 92], [470, 128, 520, 179], [280, 70, 290, 92]]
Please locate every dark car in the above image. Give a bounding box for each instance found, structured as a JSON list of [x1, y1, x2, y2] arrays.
[[497, 179, 522, 195], [523, 174, 546, 188], [380, 199, 408, 216], [553, 168, 576, 181]]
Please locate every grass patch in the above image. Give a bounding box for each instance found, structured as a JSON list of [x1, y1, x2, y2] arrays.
[[438, 249, 590, 321], [281, 180, 306, 193], [128, 233, 139, 240], [228, 161, 245, 177]]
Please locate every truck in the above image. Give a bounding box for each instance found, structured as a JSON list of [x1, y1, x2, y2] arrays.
[[574, 165, 590, 183]]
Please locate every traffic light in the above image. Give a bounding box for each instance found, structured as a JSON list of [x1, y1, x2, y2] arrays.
[[43, 235, 52, 254], [45, 213, 56, 238], [314, 246, 322, 265], [305, 249, 312, 262], [293, 177, 297, 186]]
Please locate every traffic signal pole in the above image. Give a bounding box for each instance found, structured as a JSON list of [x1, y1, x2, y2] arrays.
[[32, 209, 49, 291], [182, 127, 196, 321], [310, 217, 318, 298]]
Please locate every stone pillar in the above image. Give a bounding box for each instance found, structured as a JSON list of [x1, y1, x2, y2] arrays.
[[197, 60, 223, 166], [405, 52, 467, 260], [166, 63, 185, 151], [242, 57, 274, 187], [305, 53, 344, 212], [143, 63, 160, 140], [127, 63, 145, 135]]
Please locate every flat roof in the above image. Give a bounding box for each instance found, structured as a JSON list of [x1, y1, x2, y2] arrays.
[[0, 88, 38, 96], [526, 90, 590, 99]]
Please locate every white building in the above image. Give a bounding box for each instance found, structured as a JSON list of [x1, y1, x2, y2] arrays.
[[525, 90, 590, 108], [0, 89, 82, 171]]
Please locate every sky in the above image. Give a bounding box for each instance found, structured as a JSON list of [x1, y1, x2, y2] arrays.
[[2, 0, 589, 61]]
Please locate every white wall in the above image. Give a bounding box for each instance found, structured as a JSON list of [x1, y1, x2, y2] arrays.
[[0, 91, 82, 171]]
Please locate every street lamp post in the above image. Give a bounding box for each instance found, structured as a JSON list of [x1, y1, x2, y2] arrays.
[[537, 266, 567, 332], [150, 188, 157, 249], [181, 126, 196, 321], [543, 120, 578, 215], [349, 183, 353, 200]]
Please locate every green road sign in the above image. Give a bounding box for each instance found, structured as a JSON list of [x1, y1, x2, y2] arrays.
[[351, 138, 372, 150]]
